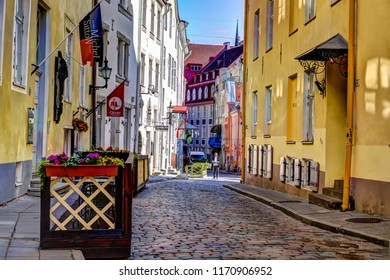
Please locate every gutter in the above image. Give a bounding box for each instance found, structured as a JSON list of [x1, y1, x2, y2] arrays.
[[342, 0, 356, 211], [241, 0, 248, 183]]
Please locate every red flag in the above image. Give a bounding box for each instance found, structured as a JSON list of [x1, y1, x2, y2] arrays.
[[79, 4, 103, 66], [107, 82, 124, 117]]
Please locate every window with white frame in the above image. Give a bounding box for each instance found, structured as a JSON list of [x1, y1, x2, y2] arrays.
[[163, 47, 166, 79], [150, 2, 155, 35], [198, 87, 202, 100], [64, 26, 73, 102], [264, 86, 272, 135], [305, 0, 316, 23], [251, 91, 258, 136], [155, 62, 160, 93], [79, 66, 85, 107], [168, 53, 171, 87], [203, 105, 207, 118], [171, 58, 176, 91], [209, 105, 213, 117], [117, 34, 130, 80], [123, 108, 130, 150], [253, 9, 260, 59], [205, 73, 209, 80], [142, 0, 147, 27], [303, 71, 315, 142], [169, 9, 172, 38], [186, 89, 190, 101], [204, 86, 208, 99], [12, 0, 30, 87], [0, 1, 4, 82], [157, 8, 161, 40], [140, 53, 145, 86], [148, 58, 153, 87], [266, 0, 274, 51], [197, 106, 200, 118]]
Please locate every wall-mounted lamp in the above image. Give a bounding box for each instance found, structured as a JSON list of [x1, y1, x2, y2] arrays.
[[141, 85, 156, 95]]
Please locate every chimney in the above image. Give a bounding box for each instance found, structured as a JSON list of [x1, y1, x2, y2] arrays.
[[223, 41, 231, 49]]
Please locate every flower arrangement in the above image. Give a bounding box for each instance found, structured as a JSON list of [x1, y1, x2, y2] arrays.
[[72, 118, 89, 132], [38, 152, 124, 185]]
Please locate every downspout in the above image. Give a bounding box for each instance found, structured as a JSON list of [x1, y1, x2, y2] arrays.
[[342, 0, 356, 211], [240, 0, 248, 183]]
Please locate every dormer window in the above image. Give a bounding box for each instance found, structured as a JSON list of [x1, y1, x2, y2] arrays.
[[206, 73, 209, 80]]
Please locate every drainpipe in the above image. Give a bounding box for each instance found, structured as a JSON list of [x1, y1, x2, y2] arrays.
[[240, 0, 248, 183], [342, 0, 356, 211]]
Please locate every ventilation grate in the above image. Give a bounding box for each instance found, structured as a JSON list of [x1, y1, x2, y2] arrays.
[[346, 217, 383, 223]]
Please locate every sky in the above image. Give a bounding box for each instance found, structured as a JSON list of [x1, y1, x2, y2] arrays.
[[177, 0, 244, 46]]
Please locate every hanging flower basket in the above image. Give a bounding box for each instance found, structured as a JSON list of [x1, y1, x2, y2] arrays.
[[72, 118, 89, 132], [45, 164, 119, 177]]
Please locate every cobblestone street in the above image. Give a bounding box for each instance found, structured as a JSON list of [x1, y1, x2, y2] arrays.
[[131, 175, 389, 260]]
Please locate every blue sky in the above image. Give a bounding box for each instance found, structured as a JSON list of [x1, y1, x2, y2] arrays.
[[177, 0, 244, 46]]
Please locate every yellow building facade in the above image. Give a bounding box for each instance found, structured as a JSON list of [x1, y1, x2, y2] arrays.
[[243, 0, 390, 216], [0, 0, 93, 204]]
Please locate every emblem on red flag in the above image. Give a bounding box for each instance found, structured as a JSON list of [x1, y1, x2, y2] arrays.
[[107, 82, 125, 117]]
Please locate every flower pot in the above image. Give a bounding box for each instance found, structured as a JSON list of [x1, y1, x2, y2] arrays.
[[45, 164, 119, 177]]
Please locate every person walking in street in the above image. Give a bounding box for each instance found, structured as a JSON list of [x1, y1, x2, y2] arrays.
[[212, 152, 220, 179]]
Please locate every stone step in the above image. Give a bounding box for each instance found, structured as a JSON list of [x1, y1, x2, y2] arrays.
[[322, 188, 343, 200], [334, 179, 344, 190], [308, 193, 342, 210], [28, 180, 70, 197]]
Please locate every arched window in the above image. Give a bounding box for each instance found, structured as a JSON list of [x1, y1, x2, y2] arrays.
[[211, 85, 215, 95], [204, 86, 209, 98], [186, 89, 190, 101], [198, 87, 202, 100], [192, 88, 196, 100]]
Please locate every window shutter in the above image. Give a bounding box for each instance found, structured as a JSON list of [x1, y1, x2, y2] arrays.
[[247, 145, 252, 173], [301, 160, 307, 187], [265, 145, 273, 179], [253, 145, 258, 175], [258, 145, 263, 176], [279, 157, 286, 182], [309, 160, 319, 192], [293, 158, 301, 187]]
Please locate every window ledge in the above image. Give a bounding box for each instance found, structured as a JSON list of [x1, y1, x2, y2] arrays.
[[286, 140, 296, 144], [264, 134, 271, 138], [302, 140, 314, 145], [289, 29, 298, 37], [251, 136, 257, 139], [116, 74, 129, 86], [304, 16, 316, 26], [118, 4, 132, 21]]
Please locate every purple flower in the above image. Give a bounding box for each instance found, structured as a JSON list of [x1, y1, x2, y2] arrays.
[[80, 158, 85, 163], [88, 153, 100, 159], [54, 159, 61, 165]]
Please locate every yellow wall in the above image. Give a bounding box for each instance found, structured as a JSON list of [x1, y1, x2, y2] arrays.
[[0, 0, 92, 164]]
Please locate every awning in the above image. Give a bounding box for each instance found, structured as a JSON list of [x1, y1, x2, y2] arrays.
[[172, 106, 188, 114], [185, 122, 197, 129], [210, 124, 222, 134], [295, 34, 348, 62]]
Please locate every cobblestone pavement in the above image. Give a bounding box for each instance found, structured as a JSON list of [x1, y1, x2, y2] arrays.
[[131, 177, 389, 260]]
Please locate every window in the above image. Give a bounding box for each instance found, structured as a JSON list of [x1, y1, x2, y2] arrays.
[[142, 0, 147, 27], [266, 0, 274, 51], [171, 58, 176, 91], [199, 75, 202, 82], [118, 0, 132, 19], [140, 53, 145, 86], [117, 34, 130, 80], [169, 9, 172, 38], [209, 105, 213, 117], [163, 47, 166, 79], [150, 2, 155, 35], [96, 105, 103, 148], [192, 88, 196, 100], [198, 88, 202, 100], [79, 66, 85, 107], [155, 62, 160, 93], [12, 0, 30, 87], [123, 108, 130, 150], [289, 0, 298, 34], [157, 8, 161, 40], [203, 105, 207, 118], [303, 72, 315, 142], [253, 9, 260, 59], [186, 89, 190, 101], [168, 53, 172, 87], [0, 1, 5, 82], [205, 73, 209, 80], [204, 86, 208, 99], [148, 58, 153, 88], [305, 0, 316, 23], [287, 75, 298, 142], [251, 91, 258, 136], [264, 86, 272, 135], [64, 26, 73, 102], [190, 65, 201, 71]]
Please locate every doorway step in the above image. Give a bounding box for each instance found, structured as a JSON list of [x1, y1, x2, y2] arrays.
[[28, 177, 70, 197], [308, 180, 343, 210]]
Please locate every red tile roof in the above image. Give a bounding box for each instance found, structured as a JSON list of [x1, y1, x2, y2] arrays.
[[185, 43, 224, 69]]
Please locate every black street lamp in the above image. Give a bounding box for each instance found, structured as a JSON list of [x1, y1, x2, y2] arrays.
[[90, 57, 112, 148]]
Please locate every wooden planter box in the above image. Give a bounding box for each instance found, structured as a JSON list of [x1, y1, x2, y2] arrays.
[[40, 164, 132, 259]]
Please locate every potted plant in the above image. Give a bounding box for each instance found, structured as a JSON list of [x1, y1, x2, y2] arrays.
[[72, 118, 89, 132], [38, 152, 124, 185]]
